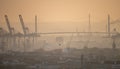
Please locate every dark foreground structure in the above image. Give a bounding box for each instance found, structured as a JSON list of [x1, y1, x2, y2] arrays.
[[0, 47, 120, 69]]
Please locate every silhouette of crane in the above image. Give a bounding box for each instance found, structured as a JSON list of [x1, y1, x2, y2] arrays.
[[19, 15, 40, 52], [19, 15, 29, 35], [4, 15, 15, 36]]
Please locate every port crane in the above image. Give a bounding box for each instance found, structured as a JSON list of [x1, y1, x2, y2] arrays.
[[4, 15, 15, 36], [19, 15, 40, 52], [5, 15, 23, 37], [19, 14, 30, 52], [4, 15, 16, 51], [19, 15, 39, 37], [19, 15, 29, 36]]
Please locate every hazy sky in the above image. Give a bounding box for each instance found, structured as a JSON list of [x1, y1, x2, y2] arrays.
[[0, 0, 120, 33]]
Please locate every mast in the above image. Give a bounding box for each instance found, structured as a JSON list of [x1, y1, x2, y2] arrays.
[[35, 15, 37, 34], [89, 14, 91, 33], [108, 14, 110, 37]]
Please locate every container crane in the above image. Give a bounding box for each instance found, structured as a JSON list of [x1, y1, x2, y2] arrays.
[[19, 14, 28, 52], [19, 15, 29, 35], [4, 15, 16, 51], [19, 14, 34, 52], [4, 15, 14, 36]]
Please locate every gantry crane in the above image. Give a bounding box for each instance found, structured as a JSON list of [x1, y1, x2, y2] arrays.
[[19, 15, 29, 52], [19, 15, 29, 36], [4, 15, 16, 51], [4, 15, 15, 36]]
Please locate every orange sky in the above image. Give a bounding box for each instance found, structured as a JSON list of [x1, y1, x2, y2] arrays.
[[0, 0, 120, 33]]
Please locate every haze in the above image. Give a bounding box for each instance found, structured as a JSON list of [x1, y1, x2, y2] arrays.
[[0, 0, 120, 33]]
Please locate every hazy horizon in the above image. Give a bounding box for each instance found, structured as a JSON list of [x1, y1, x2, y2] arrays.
[[0, 0, 120, 33]]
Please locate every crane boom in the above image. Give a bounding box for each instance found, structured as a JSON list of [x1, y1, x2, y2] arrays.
[[19, 15, 27, 35], [4, 15, 13, 35]]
